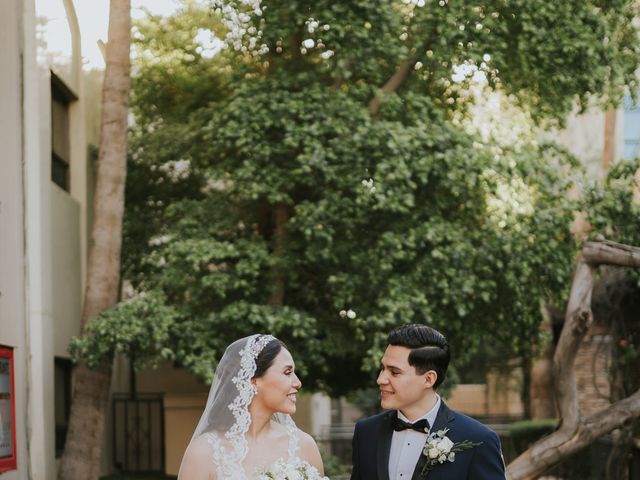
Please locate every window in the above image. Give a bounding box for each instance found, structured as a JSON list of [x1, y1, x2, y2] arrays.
[[623, 96, 640, 160], [51, 72, 77, 191], [0, 347, 16, 472], [54, 358, 72, 458]]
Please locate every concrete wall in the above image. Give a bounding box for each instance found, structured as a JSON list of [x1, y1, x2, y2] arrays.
[[163, 393, 207, 476], [136, 361, 210, 395], [308, 393, 332, 438], [543, 106, 624, 179], [446, 384, 488, 416], [23, 0, 56, 473], [51, 186, 82, 358], [0, 0, 87, 477], [444, 370, 524, 419], [288, 392, 331, 439], [0, 0, 29, 477]]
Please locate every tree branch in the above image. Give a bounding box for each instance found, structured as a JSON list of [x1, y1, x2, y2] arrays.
[[582, 239, 640, 267], [506, 239, 640, 479], [369, 61, 414, 116], [368, 32, 436, 116]]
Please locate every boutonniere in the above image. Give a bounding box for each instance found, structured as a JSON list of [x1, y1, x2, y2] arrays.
[[419, 428, 482, 477]]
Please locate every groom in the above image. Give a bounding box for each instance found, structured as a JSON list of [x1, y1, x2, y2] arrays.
[[351, 324, 505, 479]]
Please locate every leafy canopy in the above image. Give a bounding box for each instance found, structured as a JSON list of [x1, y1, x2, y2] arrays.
[[72, 0, 640, 395]]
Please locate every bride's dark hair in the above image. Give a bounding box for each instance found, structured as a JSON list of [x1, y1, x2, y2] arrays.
[[253, 337, 287, 378]]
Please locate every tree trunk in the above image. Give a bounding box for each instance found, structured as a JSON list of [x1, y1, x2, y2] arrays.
[[606, 426, 633, 480], [506, 240, 640, 479], [58, 1, 131, 478]]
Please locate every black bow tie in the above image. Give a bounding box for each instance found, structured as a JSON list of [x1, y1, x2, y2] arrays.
[[393, 417, 430, 433]]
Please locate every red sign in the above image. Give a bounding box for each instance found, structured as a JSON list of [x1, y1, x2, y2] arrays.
[[0, 347, 16, 472]]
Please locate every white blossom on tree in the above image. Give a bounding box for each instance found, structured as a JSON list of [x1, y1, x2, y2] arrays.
[[211, 0, 268, 56]]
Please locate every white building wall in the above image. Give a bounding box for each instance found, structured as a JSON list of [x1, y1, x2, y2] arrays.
[[544, 106, 625, 179], [51, 186, 83, 359], [309, 393, 332, 438], [0, 0, 88, 477], [0, 0, 29, 477], [23, 0, 56, 474], [64, 0, 89, 292]]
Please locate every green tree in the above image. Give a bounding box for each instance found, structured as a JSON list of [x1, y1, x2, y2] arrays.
[[73, 0, 640, 402]]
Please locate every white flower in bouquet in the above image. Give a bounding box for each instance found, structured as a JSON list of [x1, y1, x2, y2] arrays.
[[258, 458, 329, 480]]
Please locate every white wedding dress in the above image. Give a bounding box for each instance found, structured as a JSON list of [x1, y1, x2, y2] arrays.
[[202, 425, 301, 479]]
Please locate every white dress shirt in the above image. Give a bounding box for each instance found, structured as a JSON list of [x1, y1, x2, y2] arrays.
[[388, 395, 441, 480]]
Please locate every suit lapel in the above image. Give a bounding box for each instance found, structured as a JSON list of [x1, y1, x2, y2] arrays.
[[376, 411, 395, 480], [430, 400, 455, 433], [411, 402, 455, 480]]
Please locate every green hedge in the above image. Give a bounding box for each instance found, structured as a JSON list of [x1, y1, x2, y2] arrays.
[[501, 418, 615, 479]]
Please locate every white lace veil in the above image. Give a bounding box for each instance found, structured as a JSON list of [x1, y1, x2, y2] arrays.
[[189, 334, 299, 479]]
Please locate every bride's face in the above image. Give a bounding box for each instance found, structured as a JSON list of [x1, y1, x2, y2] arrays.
[[254, 348, 302, 415]]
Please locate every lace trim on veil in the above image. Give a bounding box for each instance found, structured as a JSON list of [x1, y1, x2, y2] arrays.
[[283, 413, 299, 461], [205, 334, 299, 479]]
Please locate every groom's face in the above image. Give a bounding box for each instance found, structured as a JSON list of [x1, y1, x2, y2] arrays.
[[377, 345, 432, 414]]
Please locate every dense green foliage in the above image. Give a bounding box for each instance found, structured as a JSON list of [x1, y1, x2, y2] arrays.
[[72, 0, 640, 395], [69, 291, 179, 370], [585, 157, 640, 245]]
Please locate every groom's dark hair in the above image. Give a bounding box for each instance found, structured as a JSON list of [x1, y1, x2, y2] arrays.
[[387, 324, 450, 389]]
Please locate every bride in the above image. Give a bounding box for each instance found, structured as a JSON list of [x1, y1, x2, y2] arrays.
[[177, 334, 326, 479]]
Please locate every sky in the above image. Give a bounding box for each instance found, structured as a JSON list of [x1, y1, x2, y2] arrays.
[[40, 0, 187, 70], [80, 0, 184, 69]]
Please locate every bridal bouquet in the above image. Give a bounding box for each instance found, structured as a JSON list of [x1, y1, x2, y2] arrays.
[[257, 458, 329, 480]]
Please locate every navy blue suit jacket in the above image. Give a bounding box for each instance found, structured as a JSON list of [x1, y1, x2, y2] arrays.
[[350, 402, 505, 480]]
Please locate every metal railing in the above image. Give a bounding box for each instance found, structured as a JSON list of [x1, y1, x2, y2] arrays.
[[112, 393, 165, 474]]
